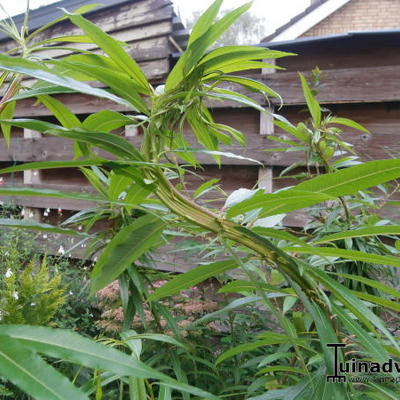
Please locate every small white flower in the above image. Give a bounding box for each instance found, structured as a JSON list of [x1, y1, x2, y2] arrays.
[[78, 225, 83, 231], [5, 268, 12, 278], [58, 245, 65, 255], [69, 291, 73, 296], [30, 302, 36, 307], [12, 292, 19, 300]]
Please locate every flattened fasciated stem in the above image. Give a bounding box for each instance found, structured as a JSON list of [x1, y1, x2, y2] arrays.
[[147, 167, 316, 294]]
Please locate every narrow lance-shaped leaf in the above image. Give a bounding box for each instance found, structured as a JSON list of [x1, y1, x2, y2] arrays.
[[334, 273, 400, 299], [328, 117, 369, 133], [299, 73, 321, 127], [306, 267, 400, 352], [0, 119, 143, 160], [0, 100, 15, 145], [315, 225, 400, 243], [166, 1, 251, 91], [90, 215, 166, 294], [284, 246, 400, 268], [0, 337, 88, 400], [149, 259, 237, 301], [216, 334, 305, 365], [332, 304, 391, 367], [187, 0, 222, 45], [294, 159, 400, 196], [0, 218, 87, 236], [53, 59, 148, 113], [65, 11, 150, 94], [37, 95, 81, 128], [227, 189, 333, 218], [0, 54, 133, 108], [0, 326, 219, 400], [228, 159, 400, 217]]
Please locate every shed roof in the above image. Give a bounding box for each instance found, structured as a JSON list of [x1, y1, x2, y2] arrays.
[[0, 0, 137, 42], [262, 0, 352, 43]]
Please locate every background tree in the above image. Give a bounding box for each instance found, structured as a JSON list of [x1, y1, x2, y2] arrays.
[[185, 8, 266, 47]]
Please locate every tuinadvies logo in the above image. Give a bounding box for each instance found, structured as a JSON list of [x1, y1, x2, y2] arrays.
[[327, 343, 400, 384]]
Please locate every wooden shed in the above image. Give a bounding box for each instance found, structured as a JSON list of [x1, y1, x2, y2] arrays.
[[0, 1, 398, 271]]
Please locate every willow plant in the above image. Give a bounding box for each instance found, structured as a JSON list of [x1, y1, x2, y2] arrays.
[[0, 0, 399, 398]]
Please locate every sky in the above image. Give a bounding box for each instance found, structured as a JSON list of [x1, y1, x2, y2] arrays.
[[0, 0, 311, 38]]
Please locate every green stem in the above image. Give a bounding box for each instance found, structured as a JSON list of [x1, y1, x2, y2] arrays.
[[147, 167, 317, 296]]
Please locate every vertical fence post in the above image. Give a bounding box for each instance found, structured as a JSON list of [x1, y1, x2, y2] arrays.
[[258, 58, 276, 193], [23, 129, 42, 221]]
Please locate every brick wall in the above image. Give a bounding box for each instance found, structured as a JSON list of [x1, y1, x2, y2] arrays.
[[301, 0, 400, 37]]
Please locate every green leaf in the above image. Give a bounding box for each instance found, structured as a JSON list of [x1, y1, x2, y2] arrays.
[[0, 218, 86, 236], [294, 159, 400, 197], [38, 95, 81, 128], [227, 189, 333, 218], [213, 123, 247, 146], [328, 117, 369, 133], [0, 119, 143, 160], [172, 148, 262, 165], [216, 334, 303, 365], [207, 87, 266, 112], [0, 326, 219, 400], [55, 59, 148, 113], [0, 160, 155, 175], [187, 109, 218, 153], [332, 304, 390, 365], [335, 273, 400, 299], [299, 73, 321, 127], [148, 259, 237, 301], [195, 296, 262, 325], [0, 54, 132, 108], [10, 85, 77, 101], [284, 246, 400, 268], [65, 12, 150, 94], [306, 302, 339, 376], [0, 337, 88, 400], [252, 227, 311, 247], [90, 215, 165, 293], [83, 110, 135, 132], [315, 225, 400, 243], [228, 159, 400, 217], [158, 386, 172, 400], [257, 366, 306, 376], [187, 2, 252, 72], [200, 47, 290, 68], [0, 186, 103, 203], [166, 2, 251, 91], [187, 0, 222, 45], [216, 75, 281, 101], [193, 178, 220, 199], [306, 267, 399, 351], [273, 114, 309, 142], [218, 280, 293, 295], [351, 290, 400, 312], [0, 100, 15, 145], [123, 333, 186, 350]]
